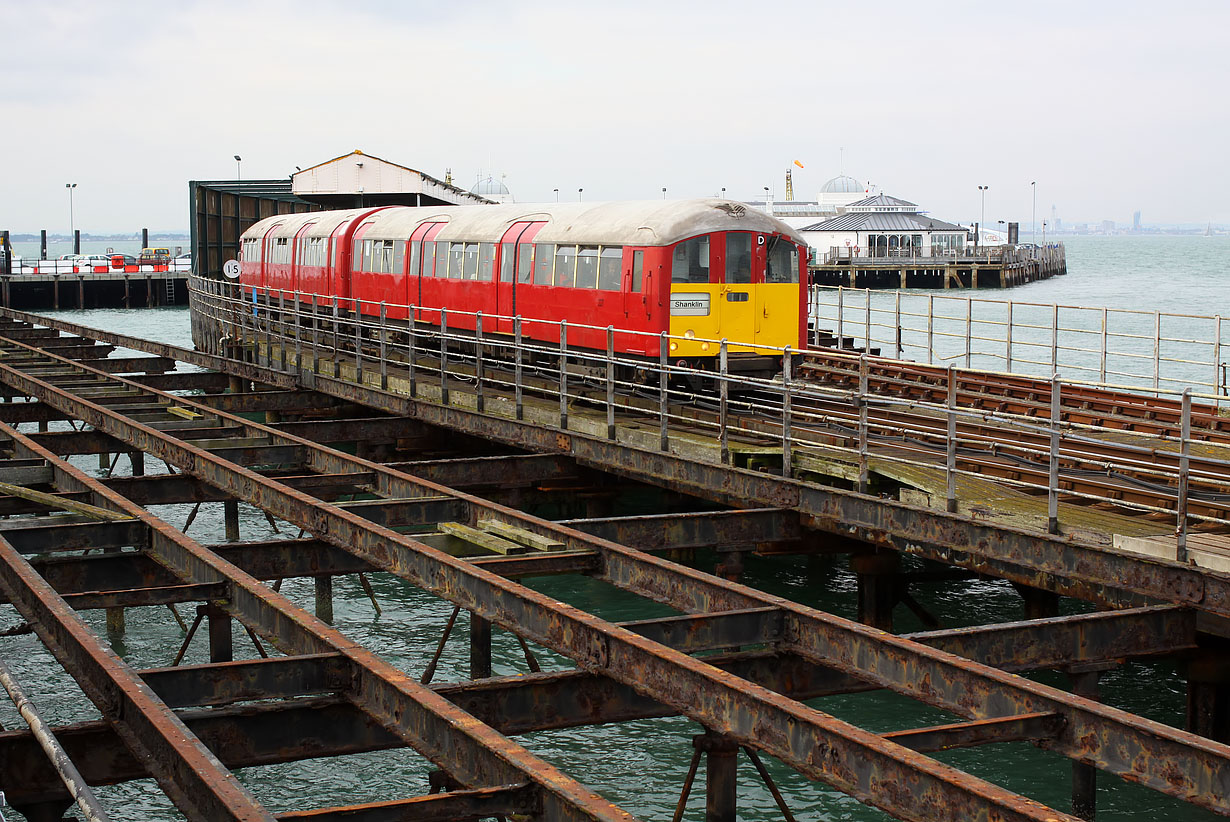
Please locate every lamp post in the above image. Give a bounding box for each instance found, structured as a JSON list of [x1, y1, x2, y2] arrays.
[[234, 155, 242, 181], [977, 185, 989, 246], [763, 186, 771, 216], [1042, 220, 1048, 245], [577, 188, 583, 202], [553, 188, 559, 202], [661, 187, 667, 200], [1031, 181, 1037, 245], [721, 187, 726, 199], [65, 183, 77, 253]]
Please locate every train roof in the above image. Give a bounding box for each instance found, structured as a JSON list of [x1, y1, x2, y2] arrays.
[[242, 200, 805, 246]]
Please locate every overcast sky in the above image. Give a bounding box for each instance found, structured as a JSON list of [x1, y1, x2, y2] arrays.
[[3, 0, 1226, 233]]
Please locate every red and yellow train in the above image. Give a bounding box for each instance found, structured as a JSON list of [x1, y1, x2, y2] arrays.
[[238, 199, 808, 375]]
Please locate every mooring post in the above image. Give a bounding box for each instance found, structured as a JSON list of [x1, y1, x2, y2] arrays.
[[693, 732, 738, 822], [852, 550, 899, 631], [315, 575, 334, 624], [470, 612, 492, 679], [224, 498, 240, 542]]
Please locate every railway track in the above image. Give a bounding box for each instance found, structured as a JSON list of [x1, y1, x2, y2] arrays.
[[1, 311, 1230, 819], [801, 347, 1230, 441]]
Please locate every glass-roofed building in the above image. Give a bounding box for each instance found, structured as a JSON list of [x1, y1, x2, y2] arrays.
[[799, 194, 968, 261]]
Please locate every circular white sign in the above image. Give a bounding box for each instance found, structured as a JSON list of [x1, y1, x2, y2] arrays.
[[223, 259, 241, 279]]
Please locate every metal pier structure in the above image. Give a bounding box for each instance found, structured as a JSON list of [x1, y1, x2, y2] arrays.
[[0, 279, 1224, 819]]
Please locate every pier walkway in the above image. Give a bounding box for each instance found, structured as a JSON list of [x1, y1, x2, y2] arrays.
[[0, 282, 1225, 819]]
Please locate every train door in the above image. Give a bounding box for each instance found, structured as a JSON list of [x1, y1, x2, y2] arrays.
[[756, 234, 805, 351], [345, 220, 379, 314], [496, 221, 544, 333], [721, 231, 758, 350], [416, 222, 448, 325], [254, 221, 285, 306], [405, 221, 434, 318]]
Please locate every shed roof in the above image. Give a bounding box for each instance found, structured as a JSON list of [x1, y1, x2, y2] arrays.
[[800, 212, 966, 232]]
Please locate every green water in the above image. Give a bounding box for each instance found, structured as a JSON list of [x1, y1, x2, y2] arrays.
[[0, 280, 1221, 819]]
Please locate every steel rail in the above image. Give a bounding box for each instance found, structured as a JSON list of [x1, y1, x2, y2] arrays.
[[8, 304, 1229, 613], [0, 324, 1090, 820], [4, 327, 1230, 815]]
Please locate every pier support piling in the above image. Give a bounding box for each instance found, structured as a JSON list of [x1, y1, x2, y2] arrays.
[[314, 575, 334, 624], [1186, 651, 1230, 743], [224, 498, 240, 542], [694, 732, 739, 822], [852, 551, 900, 632], [470, 612, 492, 679]]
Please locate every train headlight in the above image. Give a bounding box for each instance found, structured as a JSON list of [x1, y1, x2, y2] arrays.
[[684, 329, 696, 339], [669, 341, 678, 352], [700, 342, 710, 352]]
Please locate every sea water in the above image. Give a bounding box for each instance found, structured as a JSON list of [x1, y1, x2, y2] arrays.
[[0, 235, 1225, 820]]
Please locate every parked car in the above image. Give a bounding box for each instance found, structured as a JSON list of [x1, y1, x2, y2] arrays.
[[138, 247, 172, 265], [79, 254, 113, 271]]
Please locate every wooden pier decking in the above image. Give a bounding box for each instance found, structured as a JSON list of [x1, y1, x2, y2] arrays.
[[810, 244, 1066, 289]]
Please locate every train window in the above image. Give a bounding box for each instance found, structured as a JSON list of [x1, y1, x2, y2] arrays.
[[534, 244, 554, 285], [446, 243, 462, 279], [671, 236, 710, 283], [409, 242, 420, 278], [576, 247, 599, 289], [499, 243, 514, 282], [554, 246, 576, 287], [393, 242, 404, 274], [632, 251, 644, 292], [518, 244, 534, 283], [273, 238, 290, 265], [765, 239, 799, 283], [463, 243, 480, 280], [422, 242, 436, 277], [597, 248, 621, 290], [726, 234, 752, 284]]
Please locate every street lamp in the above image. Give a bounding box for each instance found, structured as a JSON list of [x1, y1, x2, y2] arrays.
[[661, 187, 667, 200], [553, 188, 559, 202], [1042, 220, 1048, 245], [977, 185, 989, 244], [1031, 181, 1037, 245], [577, 188, 583, 202], [234, 155, 242, 181], [65, 183, 77, 253]]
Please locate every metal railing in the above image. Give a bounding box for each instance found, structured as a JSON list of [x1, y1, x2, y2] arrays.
[[189, 275, 1230, 553], [810, 285, 1228, 400]]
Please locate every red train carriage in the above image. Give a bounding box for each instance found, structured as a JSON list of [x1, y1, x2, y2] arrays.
[[239, 199, 808, 374]]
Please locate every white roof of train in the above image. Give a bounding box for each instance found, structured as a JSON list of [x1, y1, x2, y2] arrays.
[[242, 200, 806, 247]]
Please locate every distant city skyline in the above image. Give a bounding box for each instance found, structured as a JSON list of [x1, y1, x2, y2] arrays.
[[2, 0, 1227, 233]]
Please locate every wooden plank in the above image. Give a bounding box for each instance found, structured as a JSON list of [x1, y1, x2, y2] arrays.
[[439, 521, 531, 555], [477, 518, 565, 552], [0, 480, 132, 521]]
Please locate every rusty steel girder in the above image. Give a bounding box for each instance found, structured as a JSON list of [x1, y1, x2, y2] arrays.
[[1, 322, 1225, 818]]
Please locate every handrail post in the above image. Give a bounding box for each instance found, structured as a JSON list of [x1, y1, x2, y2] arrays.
[[354, 298, 363, 385], [332, 295, 340, 378], [894, 291, 902, 359], [278, 290, 287, 371], [294, 290, 302, 375], [606, 325, 616, 440], [311, 297, 320, 375], [1048, 373, 1061, 535], [864, 293, 872, 355], [719, 339, 729, 465], [379, 302, 388, 390], [782, 347, 793, 478], [946, 364, 957, 513], [926, 294, 934, 365], [440, 309, 449, 406], [475, 311, 485, 414], [1153, 312, 1162, 395], [408, 306, 417, 399], [964, 297, 972, 369], [1177, 388, 1191, 563], [1099, 307, 1108, 384], [559, 320, 568, 430], [836, 286, 844, 350], [514, 316, 524, 420], [1213, 315, 1223, 406], [1005, 301, 1014, 372], [659, 332, 669, 451], [1050, 303, 1058, 376], [858, 353, 869, 494]]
